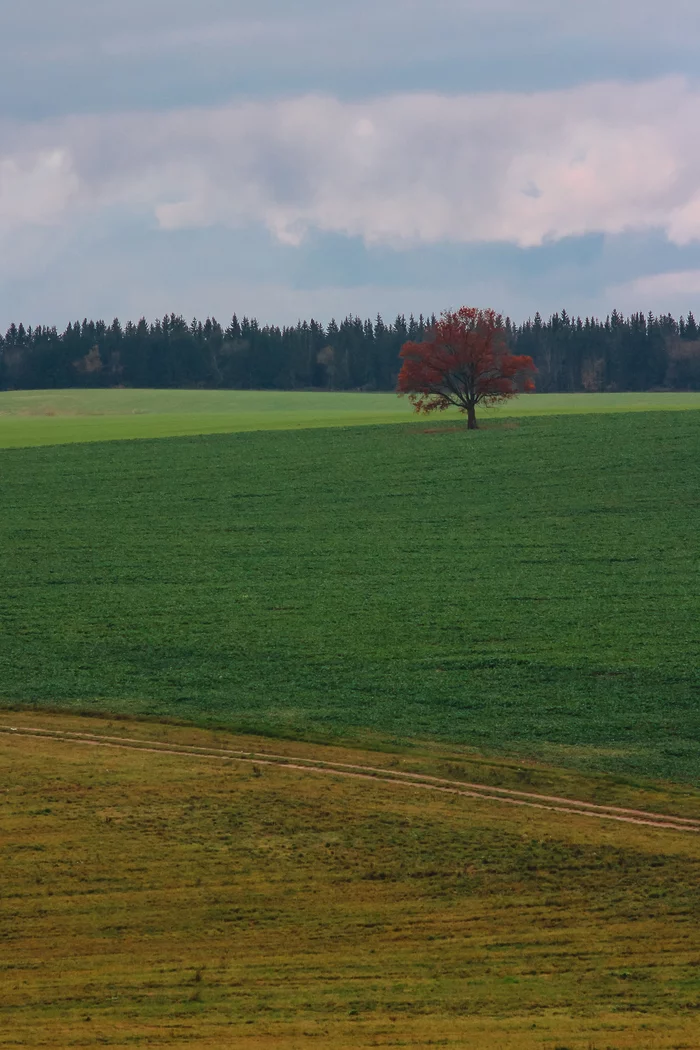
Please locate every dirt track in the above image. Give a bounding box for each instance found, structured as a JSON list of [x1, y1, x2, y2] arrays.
[[2, 722, 699, 833]]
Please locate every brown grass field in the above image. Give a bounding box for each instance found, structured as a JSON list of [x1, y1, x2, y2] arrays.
[[2, 712, 700, 1050]]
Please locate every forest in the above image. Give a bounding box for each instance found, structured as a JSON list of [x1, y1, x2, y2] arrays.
[[2, 308, 700, 392]]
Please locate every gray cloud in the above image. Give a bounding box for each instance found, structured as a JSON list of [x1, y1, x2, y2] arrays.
[[3, 1, 700, 118], [3, 4, 700, 327], [6, 1, 700, 53], [4, 79, 700, 258]]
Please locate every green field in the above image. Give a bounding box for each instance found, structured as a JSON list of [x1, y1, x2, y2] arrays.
[[1, 387, 699, 448], [3, 390, 700, 1048], [3, 714, 700, 1050], [2, 405, 699, 781]]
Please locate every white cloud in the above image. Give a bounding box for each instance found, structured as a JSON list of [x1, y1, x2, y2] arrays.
[[4, 76, 700, 257], [0, 149, 78, 233], [608, 269, 700, 315]]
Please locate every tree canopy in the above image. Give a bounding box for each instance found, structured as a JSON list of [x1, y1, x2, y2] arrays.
[[1, 308, 699, 393], [397, 307, 536, 428]]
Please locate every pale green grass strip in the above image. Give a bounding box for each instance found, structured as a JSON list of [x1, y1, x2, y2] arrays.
[[1, 389, 699, 448]]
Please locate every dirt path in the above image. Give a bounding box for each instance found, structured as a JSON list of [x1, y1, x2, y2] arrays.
[[2, 723, 698, 833]]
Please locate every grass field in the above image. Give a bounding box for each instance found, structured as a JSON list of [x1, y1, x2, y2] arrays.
[[3, 393, 700, 1047], [3, 713, 700, 1050], [2, 408, 699, 781], [1, 388, 699, 448]]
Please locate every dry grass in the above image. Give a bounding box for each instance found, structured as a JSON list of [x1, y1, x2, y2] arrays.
[[2, 713, 700, 1049]]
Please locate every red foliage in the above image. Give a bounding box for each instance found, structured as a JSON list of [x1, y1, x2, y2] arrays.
[[397, 307, 536, 428]]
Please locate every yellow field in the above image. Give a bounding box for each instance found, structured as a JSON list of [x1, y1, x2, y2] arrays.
[[2, 713, 699, 1049]]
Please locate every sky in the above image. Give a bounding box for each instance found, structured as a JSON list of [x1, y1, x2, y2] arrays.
[[3, 1, 700, 328]]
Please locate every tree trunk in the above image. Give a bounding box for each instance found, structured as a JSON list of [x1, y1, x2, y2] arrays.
[[466, 402, 478, 429]]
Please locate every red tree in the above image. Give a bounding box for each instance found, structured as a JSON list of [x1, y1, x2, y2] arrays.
[[397, 307, 536, 429]]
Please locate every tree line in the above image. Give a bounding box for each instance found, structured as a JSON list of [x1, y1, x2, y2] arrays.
[[1, 308, 700, 392]]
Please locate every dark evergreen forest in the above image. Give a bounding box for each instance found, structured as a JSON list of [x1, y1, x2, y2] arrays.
[[2, 309, 700, 392]]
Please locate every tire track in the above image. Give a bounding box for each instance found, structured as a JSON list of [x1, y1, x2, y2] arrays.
[[2, 723, 698, 833]]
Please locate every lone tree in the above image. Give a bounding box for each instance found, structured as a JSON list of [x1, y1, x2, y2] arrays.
[[397, 307, 536, 429]]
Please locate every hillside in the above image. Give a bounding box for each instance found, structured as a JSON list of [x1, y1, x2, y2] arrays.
[[3, 713, 700, 1049], [2, 404, 699, 781]]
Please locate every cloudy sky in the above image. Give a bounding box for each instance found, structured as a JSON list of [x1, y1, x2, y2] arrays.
[[3, 0, 700, 328]]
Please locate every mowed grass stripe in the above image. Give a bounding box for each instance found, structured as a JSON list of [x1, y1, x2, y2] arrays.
[[2, 410, 699, 781], [1, 388, 699, 447]]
